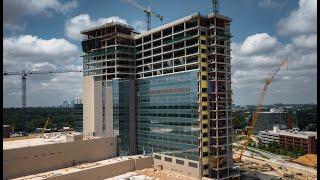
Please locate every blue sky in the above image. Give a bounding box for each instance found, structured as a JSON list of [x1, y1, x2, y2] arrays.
[[4, 0, 298, 42], [3, 0, 317, 107]]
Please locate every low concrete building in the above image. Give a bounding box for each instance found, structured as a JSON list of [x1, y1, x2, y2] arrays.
[[3, 132, 117, 179], [258, 127, 317, 154], [279, 131, 317, 154], [12, 155, 153, 180], [258, 126, 280, 145]]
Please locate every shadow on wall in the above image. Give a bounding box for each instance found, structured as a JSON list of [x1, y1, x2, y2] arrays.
[[240, 170, 279, 180]]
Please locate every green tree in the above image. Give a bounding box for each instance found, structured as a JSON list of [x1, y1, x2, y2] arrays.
[[3, 107, 75, 133]]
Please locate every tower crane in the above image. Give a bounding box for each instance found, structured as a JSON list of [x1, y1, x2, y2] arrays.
[[235, 58, 288, 163], [3, 68, 82, 108], [212, 0, 219, 14], [122, 0, 163, 30]]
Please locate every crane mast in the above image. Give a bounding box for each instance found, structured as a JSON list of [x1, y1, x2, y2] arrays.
[[21, 73, 27, 108], [237, 58, 288, 162], [212, 0, 219, 13]]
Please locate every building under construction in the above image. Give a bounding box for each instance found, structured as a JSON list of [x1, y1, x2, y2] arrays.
[[74, 97, 84, 132], [81, 11, 238, 179]]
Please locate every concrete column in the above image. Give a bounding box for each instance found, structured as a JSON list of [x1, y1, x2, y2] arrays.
[[105, 86, 114, 137]]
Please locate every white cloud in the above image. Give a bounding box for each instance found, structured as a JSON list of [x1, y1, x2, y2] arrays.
[[277, 0, 317, 36], [232, 32, 317, 105], [65, 14, 128, 41], [131, 20, 147, 33], [4, 35, 79, 68], [240, 33, 278, 55], [3, 35, 82, 107], [4, 0, 78, 31], [291, 34, 317, 49], [59, 1, 78, 14], [6, 0, 78, 15], [258, 0, 288, 8], [233, 1, 317, 104]]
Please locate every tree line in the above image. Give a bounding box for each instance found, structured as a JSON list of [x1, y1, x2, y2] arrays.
[[3, 107, 75, 133], [249, 141, 305, 158]]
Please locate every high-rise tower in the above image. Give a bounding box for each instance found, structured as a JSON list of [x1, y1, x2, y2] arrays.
[[81, 12, 238, 179]]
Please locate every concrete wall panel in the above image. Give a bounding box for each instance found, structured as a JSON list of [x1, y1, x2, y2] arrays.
[[134, 156, 154, 170], [83, 76, 95, 135], [105, 86, 114, 137], [49, 159, 135, 180], [153, 153, 200, 179], [3, 137, 117, 179], [94, 80, 103, 136]]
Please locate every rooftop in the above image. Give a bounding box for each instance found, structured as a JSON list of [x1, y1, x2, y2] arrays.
[[12, 155, 149, 180], [106, 168, 198, 180], [3, 132, 98, 150], [80, 22, 134, 34], [81, 12, 232, 38], [279, 130, 317, 138], [135, 12, 231, 38], [260, 129, 317, 139]]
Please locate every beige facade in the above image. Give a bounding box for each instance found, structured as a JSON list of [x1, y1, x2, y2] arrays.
[[83, 76, 95, 135], [105, 86, 114, 137], [83, 76, 114, 137], [153, 153, 200, 179], [3, 136, 117, 179], [83, 76, 109, 136], [66, 133, 83, 142]]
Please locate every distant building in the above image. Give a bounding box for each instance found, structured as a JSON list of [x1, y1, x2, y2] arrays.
[[35, 128, 51, 133], [258, 126, 317, 154], [70, 100, 75, 108], [279, 130, 317, 154], [284, 105, 293, 109], [63, 100, 69, 108], [3, 125, 11, 138], [62, 100, 76, 108], [74, 97, 83, 132], [252, 108, 288, 133]]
